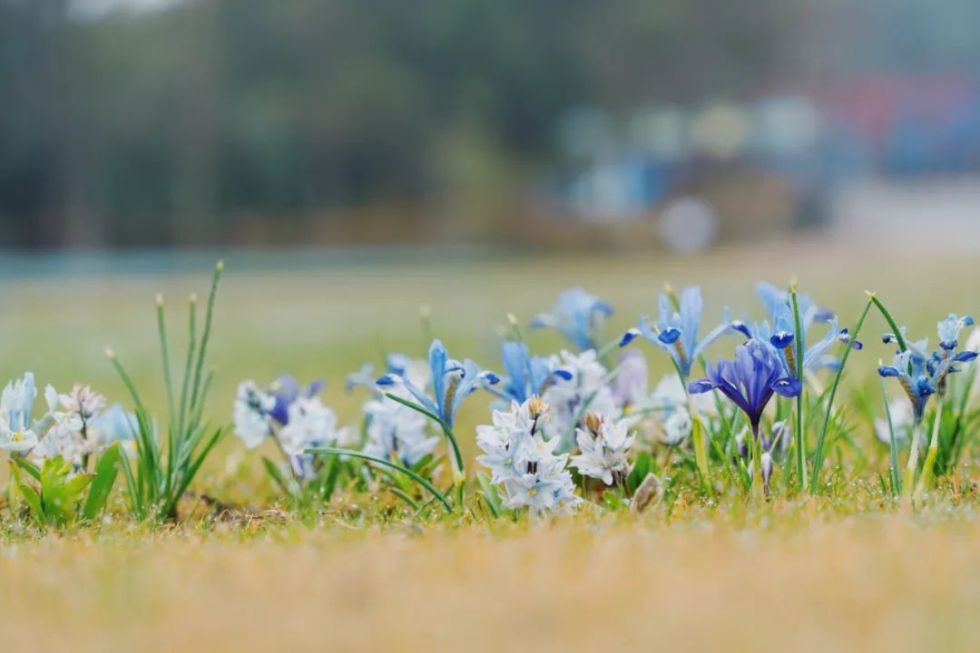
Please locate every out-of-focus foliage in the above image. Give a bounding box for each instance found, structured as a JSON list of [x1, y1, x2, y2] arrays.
[[1, 0, 979, 246]]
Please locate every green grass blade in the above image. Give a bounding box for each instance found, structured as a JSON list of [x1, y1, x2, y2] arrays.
[[811, 297, 873, 493], [190, 260, 223, 420], [789, 283, 807, 491], [879, 376, 902, 496], [868, 293, 907, 351], [310, 447, 453, 512], [178, 294, 198, 439], [83, 444, 121, 520]]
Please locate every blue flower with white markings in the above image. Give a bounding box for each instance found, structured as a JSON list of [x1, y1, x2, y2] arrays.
[[530, 287, 613, 351], [877, 343, 935, 423], [880, 315, 978, 416], [496, 341, 571, 404], [731, 282, 861, 377], [619, 286, 732, 378], [377, 339, 499, 428]]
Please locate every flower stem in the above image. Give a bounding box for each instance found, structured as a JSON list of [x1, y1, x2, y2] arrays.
[[811, 297, 873, 493], [914, 395, 945, 501], [788, 284, 807, 492], [903, 419, 924, 501]]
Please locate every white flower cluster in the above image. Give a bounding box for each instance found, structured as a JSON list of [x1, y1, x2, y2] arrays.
[[477, 397, 580, 514], [541, 350, 617, 447], [570, 412, 636, 486], [0, 373, 134, 466], [362, 395, 438, 467], [232, 378, 353, 481]]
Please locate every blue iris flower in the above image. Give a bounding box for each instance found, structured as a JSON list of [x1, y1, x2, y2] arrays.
[[497, 341, 571, 404], [268, 375, 324, 425], [878, 344, 936, 423], [731, 282, 861, 377], [619, 286, 732, 378], [377, 339, 499, 428], [880, 315, 977, 414], [345, 354, 414, 393], [530, 287, 613, 351], [689, 339, 802, 436]]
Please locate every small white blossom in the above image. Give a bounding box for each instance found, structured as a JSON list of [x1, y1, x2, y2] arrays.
[[279, 396, 348, 456], [660, 407, 692, 446], [362, 395, 438, 466], [0, 373, 40, 453], [233, 381, 275, 449], [541, 350, 617, 446], [571, 413, 636, 486]]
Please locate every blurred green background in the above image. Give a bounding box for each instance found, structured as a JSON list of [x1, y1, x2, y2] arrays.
[[5, 0, 980, 248]]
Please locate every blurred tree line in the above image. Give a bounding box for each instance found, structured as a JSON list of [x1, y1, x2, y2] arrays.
[[1, 0, 978, 247]]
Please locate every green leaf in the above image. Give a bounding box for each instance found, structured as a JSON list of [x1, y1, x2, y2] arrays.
[[10, 462, 44, 523], [476, 471, 501, 517], [12, 456, 42, 482], [83, 444, 121, 520], [627, 451, 652, 493], [262, 456, 296, 498], [309, 447, 453, 512]]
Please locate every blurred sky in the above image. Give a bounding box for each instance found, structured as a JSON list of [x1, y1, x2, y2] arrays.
[[3, 0, 980, 250]]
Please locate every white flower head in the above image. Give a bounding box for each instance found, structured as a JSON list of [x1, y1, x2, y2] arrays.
[[659, 407, 692, 446], [233, 381, 275, 449], [362, 395, 438, 466], [0, 427, 38, 453], [278, 396, 346, 456], [476, 397, 579, 514], [541, 350, 617, 446], [49, 384, 106, 424], [571, 412, 636, 486]]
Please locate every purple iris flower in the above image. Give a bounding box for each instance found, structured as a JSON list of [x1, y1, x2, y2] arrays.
[[689, 339, 802, 437]]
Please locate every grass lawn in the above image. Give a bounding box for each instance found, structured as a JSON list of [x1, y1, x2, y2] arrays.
[[0, 240, 978, 652]]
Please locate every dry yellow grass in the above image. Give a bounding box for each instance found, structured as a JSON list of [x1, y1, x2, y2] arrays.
[[1, 507, 978, 653]]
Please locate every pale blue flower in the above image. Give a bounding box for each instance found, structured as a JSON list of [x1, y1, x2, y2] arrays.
[[620, 286, 732, 378], [530, 287, 613, 351], [731, 282, 861, 376], [377, 339, 499, 428], [497, 341, 571, 404]]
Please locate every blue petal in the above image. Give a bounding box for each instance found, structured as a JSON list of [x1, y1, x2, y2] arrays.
[[878, 366, 900, 378], [658, 327, 681, 345], [954, 351, 978, 363], [688, 379, 718, 394], [619, 329, 640, 347], [772, 377, 802, 398], [770, 331, 794, 349]]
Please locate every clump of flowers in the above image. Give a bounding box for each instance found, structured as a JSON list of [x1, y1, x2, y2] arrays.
[[878, 313, 977, 497], [233, 375, 352, 489], [570, 412, 635, 487], [377, 339, 499, 476], [476, 397, 579, 514], [540, 349, 617, 449]]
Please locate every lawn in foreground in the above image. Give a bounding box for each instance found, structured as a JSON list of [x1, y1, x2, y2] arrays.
[[0, 241, 979, 651]]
